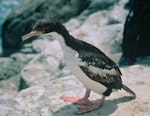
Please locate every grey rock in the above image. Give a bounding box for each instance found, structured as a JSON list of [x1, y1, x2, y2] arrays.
[[0, 74, 21, 92], [1, 0, 90, 55], [10, 52, 36, 64], [0, 58, 23, 80], [1, 64, 150, 115], [70, 10, 111, 40], [20, 39, 65, 86], [83, 24, 123, 63], [2, 0, 120, 56], [108, 0, 129, 24]]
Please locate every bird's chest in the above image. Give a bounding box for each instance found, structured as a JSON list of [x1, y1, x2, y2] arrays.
[[63, 50, 107, 94], [62, 45, 80, 63], [62, 46, 107, 94], [67, 61, 107, 94]]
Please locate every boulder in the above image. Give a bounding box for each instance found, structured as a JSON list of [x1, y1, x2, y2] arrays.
[[0, 58, 23, 80], [70, 10, 111, 40], [0, 74, 21, 92], [70, 10, 124, 63], [10, 52, 36, 64], [0, 64, 150, 116], [1, 0, 90, 56], [20, 38, 70, 86], [1, 0, 119, 56], [84, 24, 123, 63]]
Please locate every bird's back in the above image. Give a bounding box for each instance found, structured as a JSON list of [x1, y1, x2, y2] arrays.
[[65, 35, 123, 90]]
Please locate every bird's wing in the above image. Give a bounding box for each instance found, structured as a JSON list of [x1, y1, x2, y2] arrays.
[[77, 49, 122, 89], [69, 36, 122, 89]]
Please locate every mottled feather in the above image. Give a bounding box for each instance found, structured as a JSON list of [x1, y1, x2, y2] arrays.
[[66, 35, 122, 89]]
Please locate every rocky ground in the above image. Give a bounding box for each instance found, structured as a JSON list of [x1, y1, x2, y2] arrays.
[[0, 0, 150, 116]]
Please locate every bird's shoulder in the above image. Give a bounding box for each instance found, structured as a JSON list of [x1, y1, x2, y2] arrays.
[[69, 35, 122, 75], [69, 35, 122, 88]]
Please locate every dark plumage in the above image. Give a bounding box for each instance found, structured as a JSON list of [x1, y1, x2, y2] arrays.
[[22, 18, 136, 115]]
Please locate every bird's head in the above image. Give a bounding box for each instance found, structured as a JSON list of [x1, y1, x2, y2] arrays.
[[22, 18, 57, 41]]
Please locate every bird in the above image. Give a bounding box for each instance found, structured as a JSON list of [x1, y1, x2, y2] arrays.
[[22, 18, 136, 115]]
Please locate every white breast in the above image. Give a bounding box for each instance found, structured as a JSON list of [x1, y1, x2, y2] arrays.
[[67, 60, 107, 94]]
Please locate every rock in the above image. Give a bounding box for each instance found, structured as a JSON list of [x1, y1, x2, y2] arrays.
[[0, 64, 150, 116], [70, 10, 111, 40], [0, 58, 23, 80], [1, 0, 90, 56], [119, 0, 150, 65], [10, 52, 36, 64], [0, 88, 17, 116], [21, 60, 56, 86], [84, 24, 123, 64], [64, 18, 82, 32], [107, 0, 129, 24], [88, 0, 119, 10], [31, 38, 63, 58], [20, 39, 66, 86], [69, 0, 129, 64], [135, 56, 150, 65], [108, 5, 128, 24], [1, 0, 121, 56], [78, 0, 119, 20], [71, 11, 124, 63], [0, 74, 21, 92]]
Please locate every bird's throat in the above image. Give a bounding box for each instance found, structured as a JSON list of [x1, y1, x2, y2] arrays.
[[50, 32, 76, 60], [50, 32, 67, 47]]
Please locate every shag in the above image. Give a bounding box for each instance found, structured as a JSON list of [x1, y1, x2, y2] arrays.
[[22, 18, 136, 115]]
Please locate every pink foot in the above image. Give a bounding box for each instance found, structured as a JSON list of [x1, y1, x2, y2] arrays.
[[76, 96, 106, 115], [60, 96, 81, 104], [60, 96, 92, 105], [75, 103, 103, 115]]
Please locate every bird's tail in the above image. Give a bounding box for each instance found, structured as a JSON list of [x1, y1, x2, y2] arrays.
[[122, 84, 136, 99]]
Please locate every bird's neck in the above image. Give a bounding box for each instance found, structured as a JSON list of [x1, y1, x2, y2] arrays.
[[50, 32, 77, 61], [54, 23, 70, 40], [50, 23, 77, 51], [50, 32, 68, 48]]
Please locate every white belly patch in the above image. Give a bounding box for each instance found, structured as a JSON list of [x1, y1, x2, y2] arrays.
[[67, 62, 107, 94]]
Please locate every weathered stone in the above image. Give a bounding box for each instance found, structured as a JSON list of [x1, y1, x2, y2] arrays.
[[10, 52, 36, 64], [84, 24, 123, 64], [0, 74, 21, 92], [108, 5, 128, 24], [71, 10, 124, 64], [64, 18, 82, 32], [1, 0, 91, 56], [0, 64, 150, 115], [20, 39, 64, 86], [2, 0, 120, 56], [0, 58, 23, 80], [70, 10, 111, 40]]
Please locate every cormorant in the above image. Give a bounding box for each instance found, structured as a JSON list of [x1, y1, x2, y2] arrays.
[[22, 18, 136, 115]]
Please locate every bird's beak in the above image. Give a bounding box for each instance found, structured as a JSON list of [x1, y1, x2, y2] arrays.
[[22, 30, 44, 41]]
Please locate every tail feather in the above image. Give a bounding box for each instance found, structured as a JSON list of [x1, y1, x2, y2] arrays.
[[122, 84, 136, 99]]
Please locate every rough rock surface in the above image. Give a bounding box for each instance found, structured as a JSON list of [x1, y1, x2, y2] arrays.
[[2, 0, 119, 56], [0, 65, 150, 116], [0, 58, 23, 80]]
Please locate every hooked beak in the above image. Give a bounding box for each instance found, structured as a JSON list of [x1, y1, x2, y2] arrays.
[[22, 30, 44, 41]]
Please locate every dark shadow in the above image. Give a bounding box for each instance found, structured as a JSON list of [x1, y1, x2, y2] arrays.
[[54, 96, 134, 116]]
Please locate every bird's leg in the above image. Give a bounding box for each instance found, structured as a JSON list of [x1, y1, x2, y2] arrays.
[[60, 89, 91, 104], [75, 95, 106, 115], [73, 89, 92, 105]]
